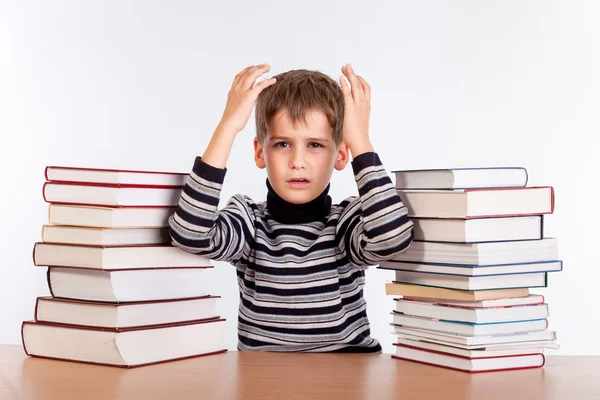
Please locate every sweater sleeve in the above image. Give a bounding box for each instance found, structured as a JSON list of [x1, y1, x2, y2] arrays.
[[168, 156, 255, 264], [335, 152, 414, 268]]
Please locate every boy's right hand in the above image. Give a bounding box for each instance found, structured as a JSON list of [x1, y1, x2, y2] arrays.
[[218, 64, 277, 135]]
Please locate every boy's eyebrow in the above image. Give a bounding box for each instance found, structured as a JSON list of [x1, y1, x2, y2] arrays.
[[267, 135, 331, 142]]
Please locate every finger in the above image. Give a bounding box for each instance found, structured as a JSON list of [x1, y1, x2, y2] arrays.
[[250, 77, 277, 94], [342, 63, 363, 101], [339, 75, 352, 99], [241, 64, 272, 90], [357, 76, 371, 102], [233, 65, 254, 87]]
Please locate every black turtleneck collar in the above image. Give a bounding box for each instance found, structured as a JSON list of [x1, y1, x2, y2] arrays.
[[266, 179, 332, 224]]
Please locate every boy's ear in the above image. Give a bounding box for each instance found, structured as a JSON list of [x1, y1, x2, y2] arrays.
[[334, 140, 350, 171], [253, 137, 266, 169]]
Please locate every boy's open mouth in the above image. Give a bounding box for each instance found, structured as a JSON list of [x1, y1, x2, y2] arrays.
[[287, 178, 310, 188]]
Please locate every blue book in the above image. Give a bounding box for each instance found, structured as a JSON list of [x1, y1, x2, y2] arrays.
[[378, 260, 563, 277]]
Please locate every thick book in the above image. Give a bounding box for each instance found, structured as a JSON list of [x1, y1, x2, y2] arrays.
[[393, 167, 528, 190], [384, 282, 530, 301], [48, 204, 175, 228], [397, 186, 554, 218], [411, 215, 543, 243], [391, 313, 548, 336], [22, 318, 226, 368], [33, 243, 210, 270], [393, 298, 549, 323], [45, 166, 188, 186], [35, 296, 219, 328], [394, 337, 549, 358], [43, 182, 183, 207], [390, 238, 558, 266], [392, 271, 548, 291], [42, 225, 171, 246], [379, 260, 563, 277], [401, 294, 545, 308], [392, 344, 544, 373], [47, 266, 212, 302], [392, 326, 557, 347]]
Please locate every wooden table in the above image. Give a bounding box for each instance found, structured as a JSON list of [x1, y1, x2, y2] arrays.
[[1, 345, 599, 400]]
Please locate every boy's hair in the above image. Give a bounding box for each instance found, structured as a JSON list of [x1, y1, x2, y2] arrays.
[[255, 69, 344, 146]]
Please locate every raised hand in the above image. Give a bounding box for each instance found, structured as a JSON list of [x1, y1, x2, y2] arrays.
[[202, 64, 276, 169], [219, 64, 277, 135], [339, 64, 374, 157]]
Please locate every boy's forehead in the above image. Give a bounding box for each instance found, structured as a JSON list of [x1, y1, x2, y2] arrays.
[[267, 108, 333, 140]]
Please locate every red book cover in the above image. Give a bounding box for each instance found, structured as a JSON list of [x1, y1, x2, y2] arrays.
[[45, 165, 188, 180], [34, 295, 221, 321], [21, 318, 227, 368], [391, 343, 545, 373]]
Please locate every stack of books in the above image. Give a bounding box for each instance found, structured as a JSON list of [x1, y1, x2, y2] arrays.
[[22, 166, 226, 367], [380, 167, 561, 373]]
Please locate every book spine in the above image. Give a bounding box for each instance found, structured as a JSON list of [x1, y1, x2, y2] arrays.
[[34, 297, 41, 321], [32, 243, 38, 266], [21, 322, 30, 356], [42, 182, 48, 203], [46, 268, 55, 297]]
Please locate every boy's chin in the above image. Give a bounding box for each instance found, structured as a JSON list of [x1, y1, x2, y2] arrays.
[[277, 187, 324, 205]]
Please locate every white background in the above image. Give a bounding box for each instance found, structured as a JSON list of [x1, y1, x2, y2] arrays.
[[1, 0, 598, 355]]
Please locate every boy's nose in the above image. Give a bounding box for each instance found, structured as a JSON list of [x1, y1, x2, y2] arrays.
[[289, 148, 306, 169]]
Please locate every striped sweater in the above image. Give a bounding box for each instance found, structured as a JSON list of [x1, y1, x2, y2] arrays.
[[168, 152, 414, 352]]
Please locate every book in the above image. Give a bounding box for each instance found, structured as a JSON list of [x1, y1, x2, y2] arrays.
[[390, 238, 558, 265], [34, 296, 219, 328], [47, 267, 212, 302], [394, 333, 559, 351], [45, 166, 188, 186], [41, 225, 171, 246], [22, 318, 226, 367], [43, 182, 183, 207], [392, 271, 547, 291], [392, 344, 544, 373], [394, 337, 550, 358], [393, 298, 549, 323], [392, 326, 557, 346], [391, 313, 548, 336], [48, 204, 175, 228], [411, 215, 543, 243], [384, 282, 530, 301], [397, 186, 554, 218], [393, 167, 528, 190], [33, 243, 210, 270], [401, 294, 545, 308], [379, 260, 562, 277]]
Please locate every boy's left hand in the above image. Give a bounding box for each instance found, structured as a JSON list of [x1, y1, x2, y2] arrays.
[[340, 64, 374, 157]]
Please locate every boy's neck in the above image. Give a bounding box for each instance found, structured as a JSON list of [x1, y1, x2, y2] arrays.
[[266, 179, 331, 224]]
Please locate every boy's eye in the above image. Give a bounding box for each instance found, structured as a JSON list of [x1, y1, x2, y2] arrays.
[[308, 142, 323, 148], [275, 142, 290, 148]]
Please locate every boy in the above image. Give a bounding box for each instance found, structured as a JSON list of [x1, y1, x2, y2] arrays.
[[169, 63, 414, 352]]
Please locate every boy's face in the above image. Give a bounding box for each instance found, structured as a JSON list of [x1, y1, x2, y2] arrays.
[[254, 108, 349, 205]]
